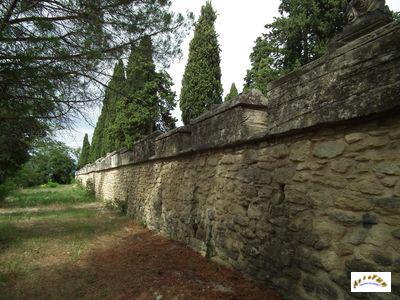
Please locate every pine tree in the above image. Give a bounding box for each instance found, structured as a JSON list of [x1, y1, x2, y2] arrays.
[[179, 1, 223, 124], [78, 134, 91, 168], [244, 0, 345, 94], [224, 83, 239, 102]]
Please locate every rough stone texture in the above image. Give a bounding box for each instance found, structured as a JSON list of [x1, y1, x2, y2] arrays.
[[76, 22, 400, 300], [155, 126, 192, 157], [265, 22, 400, 136], [77, 114, 400, 300], [190, 89, 268, 150]]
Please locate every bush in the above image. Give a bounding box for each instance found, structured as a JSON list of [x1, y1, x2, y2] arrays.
[[46, 181, 59, 188], [0, 180, 17, 203]]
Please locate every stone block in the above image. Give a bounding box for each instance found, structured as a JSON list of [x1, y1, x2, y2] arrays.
[[313, 140, 346, 159], [155, 126, 191, 158], [190, 90, 268, 150], [345, 133, 367, 144], [130, 131, 161, 163], [349, 178, 384, 195]]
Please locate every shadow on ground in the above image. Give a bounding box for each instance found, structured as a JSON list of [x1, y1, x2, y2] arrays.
[[0, 207, 280, 300]]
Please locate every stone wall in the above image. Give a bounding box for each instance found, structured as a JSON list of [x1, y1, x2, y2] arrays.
[[76, 21, 400, 300]]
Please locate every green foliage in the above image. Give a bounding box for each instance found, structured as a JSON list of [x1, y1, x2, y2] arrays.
[[103, 60, 127, 154], [0, 103, 47, 184], [0, 0, 190, 183], [224, 83, 239, 102], [45, 181, 59, 188], [90, 61, 126, 161], [244, 0, 345, 94], [78, 134, 91, 167], [180, 1, 223, 124], [114, 38, 157, 149], [93, 37, 177, 154], [393, 11, 400, 22], [2, 184, 96, 208], [0, 180, 17, 202], [12, 139, 76, 187]]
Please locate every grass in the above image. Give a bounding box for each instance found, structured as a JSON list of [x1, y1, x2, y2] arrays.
[[0, 184, 129, 299], [1, 184, 96, 208]]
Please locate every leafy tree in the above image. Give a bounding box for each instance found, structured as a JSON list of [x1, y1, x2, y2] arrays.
[[78, 134, 91, 168], [244, 0, 345, 94], [13, 139, 76, 187], [224, 83, 239, 102], [0, 0, 190, 183], [180, 1, 223, 124]]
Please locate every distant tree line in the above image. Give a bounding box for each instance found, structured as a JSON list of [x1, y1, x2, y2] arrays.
[[0, 139, 77, 201]]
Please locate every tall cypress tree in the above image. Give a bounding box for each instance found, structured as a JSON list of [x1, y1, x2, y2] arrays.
[[114, 37, 176, 149], [89, 104, 106, 162], [224, 83, 239, 102], [78, 134, 91, 168], [90, 61, 126, 162], [244, 0, 345, 94], [179, 1, 222, 124], [103, 60, 126, 154]]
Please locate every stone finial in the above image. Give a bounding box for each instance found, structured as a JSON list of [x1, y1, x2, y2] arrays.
[[345, 0, 391, 23], [329, 0, 393, 47]]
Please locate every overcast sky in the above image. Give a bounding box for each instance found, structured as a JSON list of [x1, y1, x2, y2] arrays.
[[56, 0, 400, 149]]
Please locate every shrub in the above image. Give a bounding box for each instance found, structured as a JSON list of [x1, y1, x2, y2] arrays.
[[46, 181, 59, 188], [0, 180, 16, 203]]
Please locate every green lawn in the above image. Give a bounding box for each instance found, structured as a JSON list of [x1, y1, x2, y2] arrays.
[[0, 184, 129, 299], [2, 184, 96, 208]]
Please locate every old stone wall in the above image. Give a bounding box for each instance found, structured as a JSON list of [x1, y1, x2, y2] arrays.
[[76, 21, 400, 300]]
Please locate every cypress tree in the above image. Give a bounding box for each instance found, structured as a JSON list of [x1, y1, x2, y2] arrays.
[[155, 71, 178, 132], [224, 83, 239, 102], [179, 1, 223, 124], [89, 105, 106, 162], [244, 0, 345, 94], [103, 60, 126, 154], [114, 37, 176, 149], [113, 37, 158, 149], [78, 134, 91, 168], [90, 60, 126, 161]]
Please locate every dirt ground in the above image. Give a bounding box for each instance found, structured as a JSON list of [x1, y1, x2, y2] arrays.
[[0, 205, 280, 300], [76, 223, 280, 300]]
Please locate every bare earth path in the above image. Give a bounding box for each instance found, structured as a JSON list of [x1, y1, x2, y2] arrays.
[[0, 203, 280, 300]]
